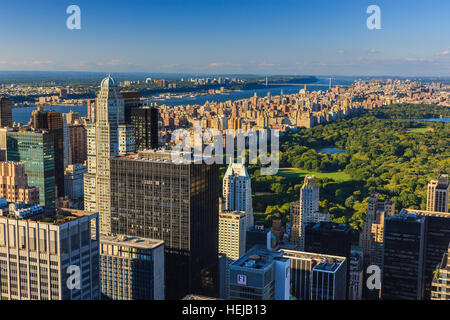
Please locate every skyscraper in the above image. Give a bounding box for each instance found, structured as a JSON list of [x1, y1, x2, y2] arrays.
[[223, 162, 254, 230], [6, 128, 56, 207], [100, 235, 165, 300], [359, 193, 395, 267], [30, 108, 64, 197], [219, 210, 247, 262], [130, 106, 159, 151], [218, 210, 247, 298], [382, 209, 450, 300], [109, 150, 219, 299], [304, 221, 352, 298], [68, 123, 87, 165], [382, 212, 425, 300], [290, 176, 329, 249], [121, 91, 141, 123], [427, 174, 449, 213], [305, 222, 352, 260], [0, 207, 100, 300], [0, 97, 13, 127], [84, 76, 134, 234]]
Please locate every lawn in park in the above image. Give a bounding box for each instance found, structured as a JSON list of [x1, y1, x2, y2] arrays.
[[277, 168, 351, 182], [406, 127, 433, 134]]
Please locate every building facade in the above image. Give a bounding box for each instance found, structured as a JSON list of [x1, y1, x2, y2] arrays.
[[68, 123, 87, 165], [30, 108, 65, 197], [0, 97, 12, 128], [359, 193, 395, 267], [64, 163, 87, 204], [290, 176, 329, 249], [427, 174, 449, 213], [0, 162, 39, 205], [0, 208, 100, 300], [382, 209, 450, 300], [281, 249, 347, 300], [6, 129, 56, 207], [431, 242, 450, 300], [223, 162, 254, 231], [228, 246, 290, 300], [84, 76, 133, 234], [348, 248, 364, 300], [109, 150, 219, 299], [130, 106, 159, 151], [100, 235, 164, 300]]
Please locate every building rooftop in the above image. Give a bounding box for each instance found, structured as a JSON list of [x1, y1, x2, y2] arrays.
[[231, 246, 288, 270], [313, 261, 343, 273], [100, 75, 117, 88], [224, 161, 250, 178], [100, 234, 164, 250], [281, 248, 347, 266], [309, 221, 352, 232], [115, 149, 214, 164], [182, 294, 222, 300], [398, 208, 450, 218], [0, 207, 94, 225]]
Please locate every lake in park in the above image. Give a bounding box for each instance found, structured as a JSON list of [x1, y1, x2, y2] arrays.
[[317, 146, 345, 155]]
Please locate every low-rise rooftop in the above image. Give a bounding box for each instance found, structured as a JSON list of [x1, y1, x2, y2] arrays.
[[100, 234, 164, 250], [231, 246, 288, 270], [0, 207, 94, 225]]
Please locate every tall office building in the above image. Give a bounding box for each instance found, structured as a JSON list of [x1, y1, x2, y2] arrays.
[[219, 211, 247, 262], [84, 76, 134, 234], [382, 212, 425, 300], [68, 123, 87, 165], [382, 209, 450, 300], [281, 249, 347, 300], [130, 106, 159, 151], [228, 246, 290, 300], [0, 207, 100, 300], [359, 193, 395, 267], [304, 221, 352, 298], [219, 210, 247, 298], [290, 176, 329, 249], [121, 91, 140, 123], [223, 162, 254, 230], [30, 108, 64, 197], [6, 128, 56, 207], [0, 97, 13, 127], [305, 222, 352, 260], [427, 174, 449, 213], [431, 242, 450, 300], [109, 150, 219, 299], [100, 235, 165, 300], [0, 162, 39, 205]]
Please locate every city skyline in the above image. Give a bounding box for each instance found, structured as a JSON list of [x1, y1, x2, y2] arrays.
[[0, 0, 449, 76]]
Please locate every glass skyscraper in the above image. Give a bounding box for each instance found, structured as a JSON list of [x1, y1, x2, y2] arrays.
[[6, 129, 56, 207]]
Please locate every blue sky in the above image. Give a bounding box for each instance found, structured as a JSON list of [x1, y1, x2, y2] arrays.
[[0, 0, 449, 76]]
